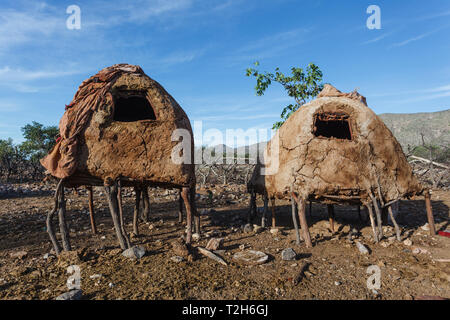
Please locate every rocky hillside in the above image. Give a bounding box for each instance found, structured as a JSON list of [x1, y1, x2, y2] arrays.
[[379, 109, 450, 149]]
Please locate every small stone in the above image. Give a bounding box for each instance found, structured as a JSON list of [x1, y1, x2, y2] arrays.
[[192, 233, 201, 241], [243, 224, 253, 233], [122, 246, 146, 260], [108, 282, 114, 288], [356, 242, 369, 254], [101, 236, 106, 240], [55, 289, 82, 300], [253, 225, 263, 234], [403, 239, 412, 246], [170, 256, 185, 263], [9, 250, 28, 259], [281, 248, 297, 261], [233, 250, 268, 265], [421, 223, 430, 231], [239, 244, 247, 250], [148, 224, 154, 230], [270, 228, 279, 235], [89, 274, 102, 279], [205, 238, 223, 251], [43, 253, 55, 260], [334, 281, 341, 286]]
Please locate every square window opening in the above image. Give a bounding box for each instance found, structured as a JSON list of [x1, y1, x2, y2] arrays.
[[113, 93, 156, 122], [313, 112, 352, 140]]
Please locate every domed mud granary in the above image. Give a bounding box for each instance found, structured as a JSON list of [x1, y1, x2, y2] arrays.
[[248, 84, 436, 246], [41, 64, 199, 254]]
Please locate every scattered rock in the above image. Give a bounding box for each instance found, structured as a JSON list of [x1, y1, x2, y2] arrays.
[[412, 247, 429, 255], [334, 281, 341, 286], [403, 239, 413, 246], [108, 282, 114, 288], [270, 228, 279, 235], [243, 224, 253, 233], [55, 289, 82, 300], [253, 225, 263, 234], [170, 239, 193, 262], [356, 242, 370, 255], [197, 247, 227, 266], [421, 223, 430, 231], [281, 248, 297, 261], [43, 253, 55, 260], [122, 246, 146, 260], [170, 256, 185, 263], [9, 250, 28, 259], [205, 238, 223, 251], [192, 233, 201, 241], [239, 244, 247, 250], [232, 250, 268, 265], [56, 251, 81, 268]]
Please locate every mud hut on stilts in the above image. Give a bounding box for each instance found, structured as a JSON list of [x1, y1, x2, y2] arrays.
[[41, 64, 199, 254], [248, 84, 436, 247]]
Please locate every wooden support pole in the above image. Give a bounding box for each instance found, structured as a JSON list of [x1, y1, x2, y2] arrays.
[[117, 181, 131, 248], [424, 190, 436, 236], [47, 180, 63, 255], [104, 184, 127, 250], [181, 187, 193, 243], [388, 206, 401, 241], [142, 187, 150, 222], [370, 193, 384, 238], [57, 184, 71, 251], [178, 189, 183, 223], [248, 191, 256, 223], [191, 186, 200, 235], [292, 192, 312, 248], [261, 194, 268, 228], [132, 186, 141, 235], [271, 198, 276, 228], [290, 194, 301, 245], [327, 204, 335, 233], [87, 186, 97, 235], [366, 203, 379, 242]]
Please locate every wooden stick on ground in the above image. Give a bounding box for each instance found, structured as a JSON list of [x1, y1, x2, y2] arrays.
[[197, 247, 227, 266]]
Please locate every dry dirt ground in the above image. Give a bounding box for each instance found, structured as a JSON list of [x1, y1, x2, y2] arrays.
[[0, 183, 449, 300]]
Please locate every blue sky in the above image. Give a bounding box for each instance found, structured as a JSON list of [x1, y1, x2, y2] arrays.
[[0, 0, 449, 146]]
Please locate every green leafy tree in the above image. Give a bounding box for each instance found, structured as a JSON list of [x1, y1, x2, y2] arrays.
[[0, 138, 16, 181], [20, 121, 59, 179], [246, 61, 324, 129]]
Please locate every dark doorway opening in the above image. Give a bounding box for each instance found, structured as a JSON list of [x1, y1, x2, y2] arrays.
[[113, 95, 156, 122], [313, 113, 352, 140]]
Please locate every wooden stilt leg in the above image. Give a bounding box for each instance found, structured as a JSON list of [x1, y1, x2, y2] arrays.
[[291, 194, 301, 245], [142, 187, 150, 223], [366, 203, 379, 242], [178, 189, 183, 223], [117, 182, 131, 248], [292, 193, 312, 248], [271, 198, 276, 228], [261, 194, 268, 228], [424, 190, 436, 236], [133, 187, 141, 235], [370, 193, 384, 238], [248, 191, 256, 223], [57, 184, 71, 251], [47, 180, 63, 255], [388, 206, 401, 241], [87, 186, 97, 235], [104, 184, 127, 250], [191, 186, 200, 235], [308, 201, 312, 217], [181, 187, 193, 243], [327, 204, 335, 233]]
